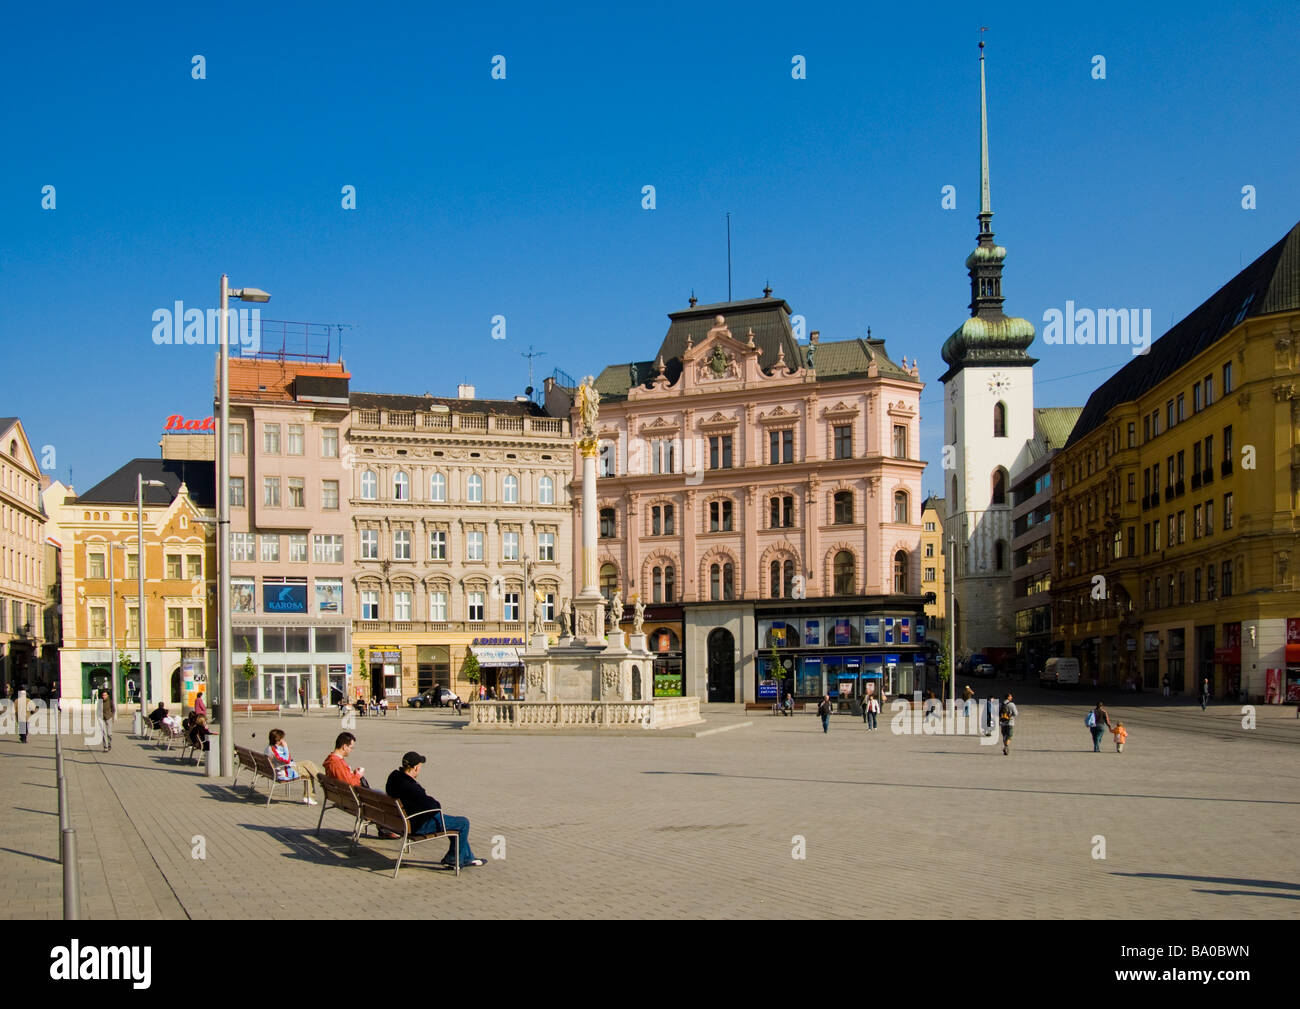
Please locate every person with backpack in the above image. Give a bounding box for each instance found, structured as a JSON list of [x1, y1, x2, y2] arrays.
[[1087, 701, 1111, 751], [817, 694, 832, 733], [999, 693, 1017, 755]]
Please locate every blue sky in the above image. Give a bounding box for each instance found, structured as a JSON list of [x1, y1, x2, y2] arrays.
[[2, 0, 1296, 496]]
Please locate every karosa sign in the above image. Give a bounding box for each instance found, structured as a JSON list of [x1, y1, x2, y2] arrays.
[[163, 415, 215, 432]]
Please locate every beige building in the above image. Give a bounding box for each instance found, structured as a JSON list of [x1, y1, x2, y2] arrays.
[[347, 389, 573, 702], [57, 454, 217, 703], [0, 418, 47, 693], [920, 496, 946, 640], [223, 357, 353, 708]]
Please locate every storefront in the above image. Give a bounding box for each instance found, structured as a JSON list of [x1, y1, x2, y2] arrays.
[[1214, 623, 1241, 699], [469, 641, 524, 699], [754, 601, 927, 701], [1286, 618, 1300, 703]]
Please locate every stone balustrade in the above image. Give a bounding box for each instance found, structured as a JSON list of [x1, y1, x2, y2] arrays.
[[469, 697, 701, 730]]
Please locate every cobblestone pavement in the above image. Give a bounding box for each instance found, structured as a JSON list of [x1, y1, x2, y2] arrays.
[[3, 693, 1298, 919]]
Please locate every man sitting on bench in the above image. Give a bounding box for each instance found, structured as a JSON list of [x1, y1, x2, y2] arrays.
[[385, 751, 485, 869]]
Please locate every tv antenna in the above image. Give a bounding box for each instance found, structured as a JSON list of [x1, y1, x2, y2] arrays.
[[521, 345, 547, 396], [331, 322, 358, 359]]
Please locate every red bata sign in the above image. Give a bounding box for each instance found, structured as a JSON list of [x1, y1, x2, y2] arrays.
[[163, 415, 215, 432]]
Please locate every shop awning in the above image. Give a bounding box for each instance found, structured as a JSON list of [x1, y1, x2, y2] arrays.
[[471, 645, 522, 667]]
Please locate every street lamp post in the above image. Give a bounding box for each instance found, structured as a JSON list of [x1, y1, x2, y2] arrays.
[[137, 475, 166, 710], [217, 276, 270, 778], [948, 535, 957, 724], [107, 545, 118, 701]]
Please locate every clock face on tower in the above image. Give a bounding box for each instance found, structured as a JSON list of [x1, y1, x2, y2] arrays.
[[987, 372, 1010, 395]]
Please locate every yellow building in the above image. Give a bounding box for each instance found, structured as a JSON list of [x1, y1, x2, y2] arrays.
[[1052, 220, 1300, 700], [0, 418, 48, 693], [58, 456, 217, 704], [920, 496, 946, 639]]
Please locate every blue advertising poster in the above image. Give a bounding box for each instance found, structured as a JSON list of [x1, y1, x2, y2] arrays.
[[864, 619, 880, 644], [757, 680, 779, 699], [917, 621, 926, 642], [901, 618, 910, 643], [833, 618, 852, 645], [884, 617, 894, 644], [804, 619, 820, 646], [263, 583, 308, 614]]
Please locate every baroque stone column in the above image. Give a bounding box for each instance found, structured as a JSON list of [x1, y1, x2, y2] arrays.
[[573, 377, 607, 642]]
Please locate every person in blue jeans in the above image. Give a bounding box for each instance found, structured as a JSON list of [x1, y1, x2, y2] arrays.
[[1090, 702, 1112, 751], [385, 751, 485, 868], [818, 694, 832, 733]]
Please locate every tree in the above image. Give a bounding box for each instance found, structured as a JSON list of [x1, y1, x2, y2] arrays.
[[462, 650, 482, 694], [240, 637, 257, 718], [936, 640, 952, 704], [768, 645, 783, 693]]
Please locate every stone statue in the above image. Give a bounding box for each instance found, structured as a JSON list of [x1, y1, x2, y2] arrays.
[[577, 375, 600, 436], [559, 598, 571, 637], [611, 590, 624, 627], [532, 594, 546, 635], [632, 596, 645, 635]]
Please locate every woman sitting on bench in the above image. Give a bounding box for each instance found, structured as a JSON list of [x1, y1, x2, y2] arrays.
[[265, 728, 321, 805], [187, 715, 211, 763]]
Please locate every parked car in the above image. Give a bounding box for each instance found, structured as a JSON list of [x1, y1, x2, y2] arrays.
[[407, 686, 462, 709], [1040, 657, 1080, 687], [974, 663, 996, 678]]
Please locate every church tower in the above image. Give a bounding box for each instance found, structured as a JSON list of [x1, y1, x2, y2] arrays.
[[938, 41, 1037, 661]]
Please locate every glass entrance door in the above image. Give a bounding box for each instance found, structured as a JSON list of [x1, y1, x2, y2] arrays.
[[271, 673, 299, 707]]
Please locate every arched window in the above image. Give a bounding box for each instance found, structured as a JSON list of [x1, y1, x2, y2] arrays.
[[783, 560, 795, 598], [991, 469, 1007, 506], [538, 476, 554, 505], [833, 491, 853, 525], [467, 473, 483, 503], [393, 470, 409, 501], [710, 563, 720, 600], [361, 469, 377, 500], [770, 560, 781, 598], [893, 491, 909, 524], [770, 559, 797, 598], [599, 508, 616, 538], [653, 565, 664, 603], [600, 564, 618, 602], [894, 550, 908, 593], [995, 540, 1007, 571], [665, 565, 675, 602], [993, 401, 1007, 438], [429, 472, 446, 502], [834, 551, 855, 595], [503, 475, 519, 503]]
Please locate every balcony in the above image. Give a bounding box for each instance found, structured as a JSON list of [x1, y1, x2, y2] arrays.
[[1175, 479, 1185, 497], [1191, 473, 1201, 489], [350, 409, 568, 438], [1164, 486, 1174, 502], [1221, 459, 1233, 477], [1202, 467, 1213, 484]]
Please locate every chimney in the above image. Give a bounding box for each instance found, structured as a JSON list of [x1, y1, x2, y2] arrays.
[[457, 384, 476, 399]]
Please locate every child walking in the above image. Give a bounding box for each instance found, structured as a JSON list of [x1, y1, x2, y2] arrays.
[[1112, 722, 1128, 753]]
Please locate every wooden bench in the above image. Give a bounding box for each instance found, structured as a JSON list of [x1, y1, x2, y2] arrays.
[[744, 701, 807, 715], [327, 786, 460, 879], [230, 745, 311, 804], [237, 702, 281, 715], [315, 773, 366, 847]]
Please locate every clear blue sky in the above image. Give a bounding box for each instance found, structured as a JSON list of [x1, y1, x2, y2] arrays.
[[3, 0, 1296, 496]]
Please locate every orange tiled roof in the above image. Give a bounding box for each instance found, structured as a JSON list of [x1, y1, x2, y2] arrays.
[[227, 359, 350, 402]]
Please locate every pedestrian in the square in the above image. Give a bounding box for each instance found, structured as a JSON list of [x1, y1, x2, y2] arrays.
[[865, 692, 880, 731], [817, 694, 831, 733], [97, 688, 115, 752], [961, 683, 974, 718], [1088, 701, 1111, 751], [1162, 674, 1170, 698], [298, 684, 307, 712], [1111, 722, 1128, 752], [860, 691, 869, 725], [193, 691, 207, 719], [1200, 678, 1211, 710], [15, 686, 32, 743], [999, 692, 1018, 755]]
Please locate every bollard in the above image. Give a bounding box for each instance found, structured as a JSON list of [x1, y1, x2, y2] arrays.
[[133, 709, 143, 737], [62, 828, 80, 920], [58, 774, 69, 862]]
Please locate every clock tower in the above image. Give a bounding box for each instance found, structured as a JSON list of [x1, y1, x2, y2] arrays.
[[938, 41, 1037, 661]]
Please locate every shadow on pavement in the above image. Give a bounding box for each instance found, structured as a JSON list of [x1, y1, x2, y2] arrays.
[[0, 846, 60, 865], [1112, 871, 1300, 891], [1192, 889, 1300, 901], [241, 823, 446, 877]]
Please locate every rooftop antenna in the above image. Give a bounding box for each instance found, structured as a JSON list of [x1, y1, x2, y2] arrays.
[[521, 344, 547, 396], [726, 212, 733, 303], [331, 322, 358, 359]]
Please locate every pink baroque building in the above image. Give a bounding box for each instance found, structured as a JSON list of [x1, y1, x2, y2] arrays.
[[548, 294, 929, 705]]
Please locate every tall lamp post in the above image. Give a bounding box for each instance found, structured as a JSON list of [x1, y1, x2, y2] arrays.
[[136, 475, 166, 709], [217, 276, 270, 777], [948, 535, 957, 722]]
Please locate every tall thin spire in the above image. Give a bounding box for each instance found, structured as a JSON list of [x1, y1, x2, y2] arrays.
[[968, 35, 1006, 319], [979, 37, 991, 224]]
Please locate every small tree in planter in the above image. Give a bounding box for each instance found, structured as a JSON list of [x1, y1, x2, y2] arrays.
[[240, 637, 257, 718], [937, 640, 952, 706], [462, 650, 482, 699], [768, 644, 783, 700]]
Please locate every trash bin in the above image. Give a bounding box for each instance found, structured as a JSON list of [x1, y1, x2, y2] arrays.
[[133, 710, 143, 736]]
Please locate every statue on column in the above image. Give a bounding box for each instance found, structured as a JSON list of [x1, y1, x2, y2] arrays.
[[632, 596, 645, 635], [610, 589, 624, 628], [559, 597, 571, 637], [577, 375, 600, 440]]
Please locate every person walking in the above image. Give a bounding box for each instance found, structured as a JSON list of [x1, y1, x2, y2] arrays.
[[999, 692, 1018, 755], [1087, 701, 1112, 752], [817, 694, 832, 733], [15, 686, 32, 743], [961, 683, 974, 718], [1162, 674, 1170, 698], [97, 688, 116, 752], [1111, 722, 1128, 753], [1200, 678, 1211, 711], [297, 685, 307, 713], [193, 691, 207, 719], [865, 692, 880, 731]]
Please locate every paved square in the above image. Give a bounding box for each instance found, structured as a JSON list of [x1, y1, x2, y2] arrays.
[[4, 684, 1298, 919]]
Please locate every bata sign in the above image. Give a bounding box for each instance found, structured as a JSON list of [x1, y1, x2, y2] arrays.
[[163, 415, 215, 432]]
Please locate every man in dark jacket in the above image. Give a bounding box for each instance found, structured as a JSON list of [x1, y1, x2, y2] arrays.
[[385, 751, 484, 868]]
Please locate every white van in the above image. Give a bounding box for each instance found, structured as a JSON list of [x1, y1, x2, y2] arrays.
[[1041, 657, 1080, 687]]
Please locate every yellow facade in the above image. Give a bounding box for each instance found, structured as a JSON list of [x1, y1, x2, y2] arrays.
[[1052, 299, 1300, 698], [920, 499, 946, 637]]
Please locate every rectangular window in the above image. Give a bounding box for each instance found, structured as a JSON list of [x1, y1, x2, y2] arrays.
[[1143, 415, 1150, 442], [263, 477, 281, 507], [394, 591, 412, 621], [230, 476, 245, 507], [430, 530, 447, 560], [1127, 422, 1136, 448], [89, 606, 107, 638], [1223, 492, 1233, 529], [1222, 362, 1232, 394], [229, 422, 245, 456], [166, 554, 182, 579], [1143, 523, 1150, 554], [1167, 515, 1176, 548], [260, 534, 280, 563], [1223, 425, 1232, 462], [360, 528, 378, 560], [503, 531, 520, 561], [770, 429, 793, 464], [167, 607, 183, 638], [88, 552, 105, 579], [1222, 561, 1232, 597], [1204, 375, 1214, 406], [709, 435, 733, 469], [186, 555, 202, 580], [321, 427, 338, 458], [313, 534, 343, 563], [287, 424, 304, 455], [393, 529, 411, 560], [230, 533, 255, 562], [893, 425, 908, 458], [503, 592, 519, 622], [710, 500, 733, 532], [361, 590, 379, 621], [288, 477, 305, 508], [1176, 393, 1185, 422], [1127, 473, 1135, 502], [321, 480, 339, 510], [538, 531, 555, 561], [1193, 384, 1202, 413], [467, 530, 484, 561], [1127, 525, 1135, 558], [1166, 401, 1175, 430], [834, 425, 852, 459], [1205, 500, 1213, 535], [429, 591, 447, 622], [467, 592, 485, 622], [263, 424, 281, 455], [187, 607, 203, 638], [1193, 505, 1203, 539], [924, 567, 936, 581]]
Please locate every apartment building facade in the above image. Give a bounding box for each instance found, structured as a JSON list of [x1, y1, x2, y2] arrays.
[[920, 497, 946, 642], [0, 418, 48, 692]]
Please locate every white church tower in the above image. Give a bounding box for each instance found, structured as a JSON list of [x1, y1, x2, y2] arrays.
[[939, 41, 1037, 662]]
